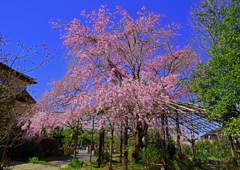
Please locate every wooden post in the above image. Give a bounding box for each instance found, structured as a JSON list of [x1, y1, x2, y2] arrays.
[[98, 130, 103, 168], [120, 124, 123, 164], [161, 114, 167, 170], [176, 114, 182, 160], [109, 123, 114, 170], [228, 134, 239, 170], [190, 115, 195, 162], [124, 117, 128, 170], [90, 118, 95, 162], [102, 129, 105, 161], [73, 120, 79, 163]]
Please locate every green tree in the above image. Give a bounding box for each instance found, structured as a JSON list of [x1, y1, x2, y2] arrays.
[[189, 0, 240, 169]]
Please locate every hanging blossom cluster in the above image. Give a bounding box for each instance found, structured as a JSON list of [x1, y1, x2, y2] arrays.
[[19, 5, 199, 138]]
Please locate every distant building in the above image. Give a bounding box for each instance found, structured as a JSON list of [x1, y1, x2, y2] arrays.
[[0, 62, 44, 143], [200, 133, 218, 141], [200, 128, 222, 141]]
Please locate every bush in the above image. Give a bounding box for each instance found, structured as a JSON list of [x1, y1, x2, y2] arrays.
[[39, 138, 59, 156], [8, 141, 39, 160], [64, 147, 74, 155], [139, 145, 162, 164], [96, 147, 110, 164], [28, 157, 38, 163], [69, 158, 84, 168]]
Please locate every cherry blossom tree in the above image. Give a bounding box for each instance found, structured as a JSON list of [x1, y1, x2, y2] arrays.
[[20, 5, 199, 170]]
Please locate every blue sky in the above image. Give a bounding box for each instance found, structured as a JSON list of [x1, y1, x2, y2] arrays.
[[0, 0, 196, 101]]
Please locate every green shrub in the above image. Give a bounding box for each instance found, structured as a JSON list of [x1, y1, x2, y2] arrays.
[[69, 158, 84, 168], [29, 157, 38, 163], [139, 145, 162, 164], [129, 162, 137, 169], [39, 138, 59, 156], [102, 147, 110, 163]]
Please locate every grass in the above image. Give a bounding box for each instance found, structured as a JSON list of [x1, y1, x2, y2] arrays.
[[28, 157, 57, 167], [78, 156, 164, 170]]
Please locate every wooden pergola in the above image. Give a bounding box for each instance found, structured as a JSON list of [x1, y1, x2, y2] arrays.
[[161, 99, 221, 135]]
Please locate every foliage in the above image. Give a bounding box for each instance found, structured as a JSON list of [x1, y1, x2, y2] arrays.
[[181, 144, 192, 157], [195, 138, 230, 162], [28, 156, 57, 167], [51, 127, 65, 148], [28, 156, 39, 163], [127, 142, 135, 162], [129, 162, 137, 169], [139, 145, 162, 164], [189, 2, 240, 167], [167, 137, 177, 161], [69, 158, 84, 169], [189, 0, 240, 121], [225, 158, 240, 170], [59, 128, 94, 148], [223, 117, 240, 139], [101, 146, 110, 163]]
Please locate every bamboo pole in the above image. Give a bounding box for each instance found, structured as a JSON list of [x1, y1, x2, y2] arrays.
[[161, 114, 167, 170], [124, 117, 128, 170], [109, 123, 114, 170], [120, 123, 123, 164], [90, 118, 95, 162]]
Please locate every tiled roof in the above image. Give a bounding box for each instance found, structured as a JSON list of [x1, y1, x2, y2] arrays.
[[16, 89, 36, 104], [0, 62, 37, 84]]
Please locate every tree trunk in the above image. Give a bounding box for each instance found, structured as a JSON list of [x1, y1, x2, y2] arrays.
[[161, 114, 167, 170], [176, 114, 182, 160], [124, 117, 128, 170], [102, 130, 105, 147], [132, 123, 144, 163], [90, 118, 95, 162], [228, 134, 239, 170], [98, 130, 103, 168], [120, 124, 123, 164], [73, 121, 79, 163], [109, 123, 114, 170]]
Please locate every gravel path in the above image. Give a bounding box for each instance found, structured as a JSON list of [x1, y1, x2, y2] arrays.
[[46, 154, 97, 167], [4, 154, 97, 170]]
